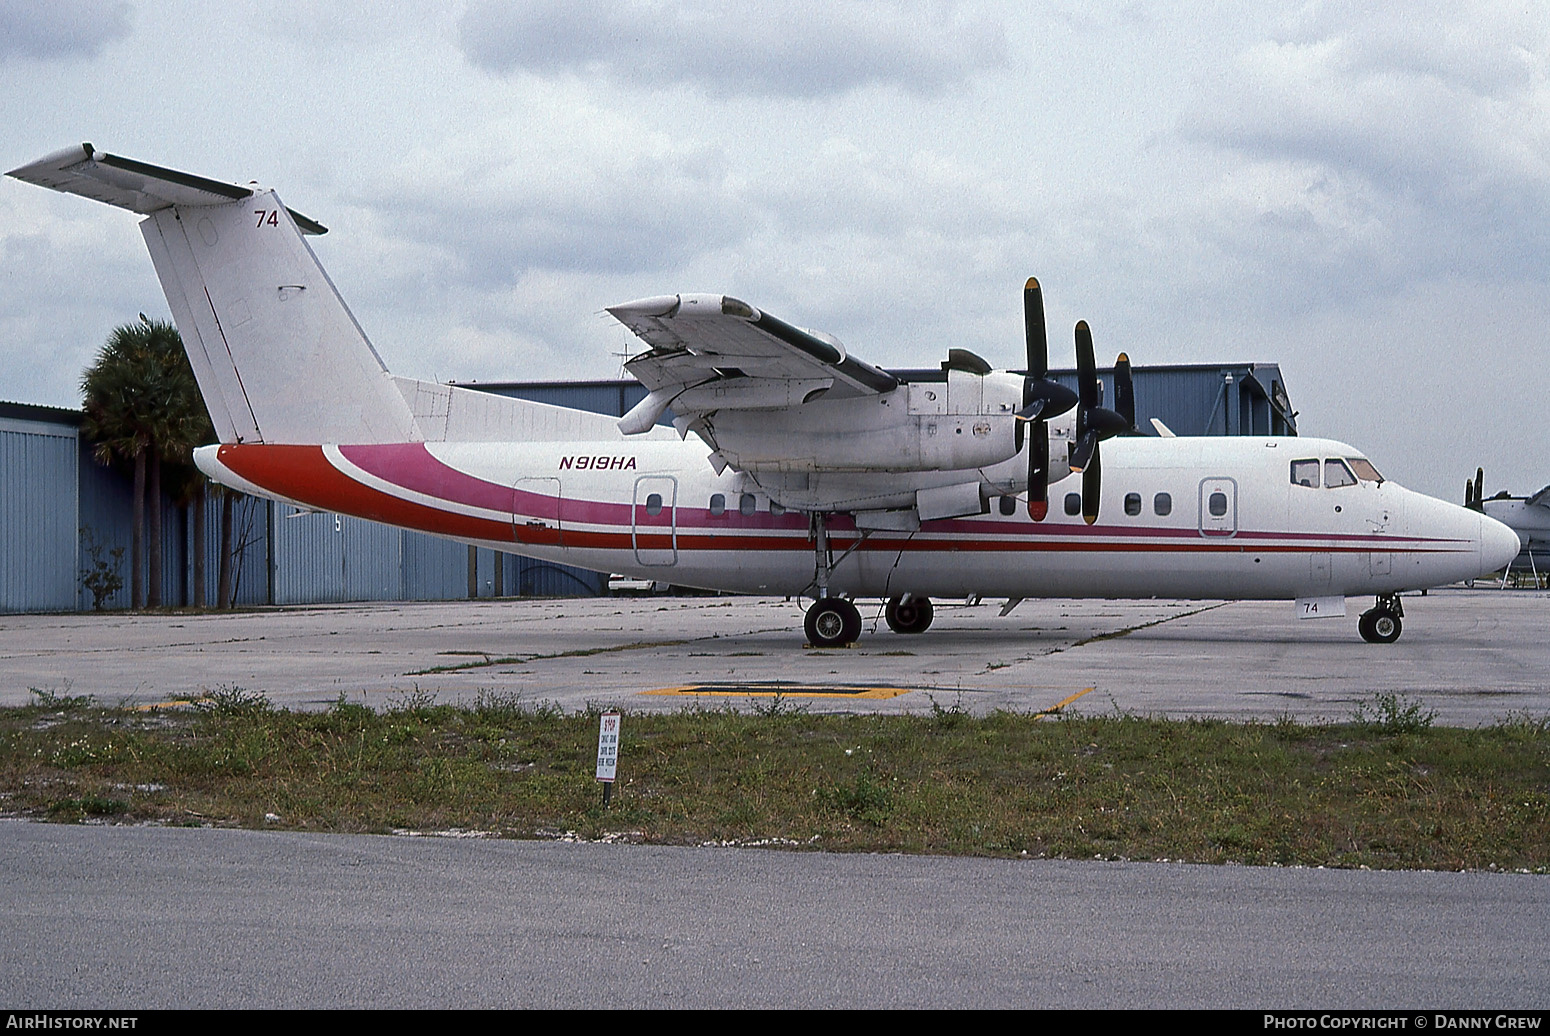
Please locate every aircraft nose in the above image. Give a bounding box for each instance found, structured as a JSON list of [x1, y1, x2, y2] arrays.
[[1480, 513, 1522, 576]]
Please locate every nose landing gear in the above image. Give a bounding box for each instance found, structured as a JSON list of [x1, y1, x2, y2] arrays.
[[1358, 594, 1404, 643]]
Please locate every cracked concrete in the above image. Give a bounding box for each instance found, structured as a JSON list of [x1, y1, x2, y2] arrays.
[[2, 588, 1546, 724]]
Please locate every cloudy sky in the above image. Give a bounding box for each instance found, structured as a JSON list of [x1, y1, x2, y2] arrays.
[[1, 0, 1545, 500]]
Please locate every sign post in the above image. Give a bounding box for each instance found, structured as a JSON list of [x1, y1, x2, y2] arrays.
[[596, 711, 621, 807]]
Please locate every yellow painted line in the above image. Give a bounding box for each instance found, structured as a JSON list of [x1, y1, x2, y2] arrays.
[[1034, 686, 1094, 716], [643, 684, 915, 700], [131, 700, 197, 711]]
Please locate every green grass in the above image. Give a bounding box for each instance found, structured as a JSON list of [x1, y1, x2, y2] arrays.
[[1, 691, 1546, 871]]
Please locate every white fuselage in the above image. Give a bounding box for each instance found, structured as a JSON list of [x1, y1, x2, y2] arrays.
[[197, 432, 1515, 603]]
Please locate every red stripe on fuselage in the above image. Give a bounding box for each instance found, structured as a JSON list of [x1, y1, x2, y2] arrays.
[[217, 444, 519, 543]]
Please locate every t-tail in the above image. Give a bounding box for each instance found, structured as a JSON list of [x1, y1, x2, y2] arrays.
[[9, 143, 416, 444], [7, 143, 628, 449]]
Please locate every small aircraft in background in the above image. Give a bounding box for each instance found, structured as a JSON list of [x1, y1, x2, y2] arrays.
[[1465, 469, 1550, 582], [8, 144, 1520, 646]]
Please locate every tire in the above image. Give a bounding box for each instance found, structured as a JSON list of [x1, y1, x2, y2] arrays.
[[1359, 609, 1402, 644], [884, 596, 934, 635], [806, 598, 861, 648]]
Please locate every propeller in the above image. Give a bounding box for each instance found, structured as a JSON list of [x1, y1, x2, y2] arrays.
[[1018, 278, 1078, 520], [1465, 467, 1485, 511], [1068, 321, 1130, 524], [1114, 352, 1137, 433]]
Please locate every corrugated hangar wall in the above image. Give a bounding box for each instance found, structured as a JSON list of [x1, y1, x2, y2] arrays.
[[0, 411, 79, 612], [0, 363, 1295, 612]]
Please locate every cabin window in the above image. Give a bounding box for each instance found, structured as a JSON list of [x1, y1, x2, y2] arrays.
[[740, 493, 758, 516], [1124, 493, 1142, 516], [1291, 459, 1319, 488], [769, 501, 785, 516], [1154, 492, 1172, 516], [645, 493, 664, 516], [1208, 491, 1229, 517], [1347, 458, 1384, 483], [999, 495, 1018, 516], [1324, 459, 1357, 488], [1064, 492, 1082, 516], [709, 493, 726, 516]]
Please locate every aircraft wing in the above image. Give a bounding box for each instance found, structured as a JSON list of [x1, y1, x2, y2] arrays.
[[607, 294, 899, 434], [1528, 485, 1550, 510]]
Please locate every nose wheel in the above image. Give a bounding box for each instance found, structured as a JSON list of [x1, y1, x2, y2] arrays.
[[1358, 594, 1404, 643], [806, 597, 862, 648]]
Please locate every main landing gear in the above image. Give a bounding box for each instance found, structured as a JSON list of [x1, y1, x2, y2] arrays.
[[884, 595, 934, 635], [804, 595, 936, 647], [801, 512, 939, 646], [1358, 593, 1404, 644], [805, 597, 862, 648], [803, 511, 876, 648]]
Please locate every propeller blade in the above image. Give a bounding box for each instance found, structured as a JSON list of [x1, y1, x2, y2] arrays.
[[1069, 429, 1099, 473], [1070, 320, 1128, 521], [1028, 419, 1049, 521], [1020, 277, 1072, 522], [1020, 277, 1077, 426], [1081, 447, 1101, 525], [1024, 277, 1047, 378], [1114, 352, 1135, 432], [1075, 320, 1098, 412], [1474, 468, 1485, 512]]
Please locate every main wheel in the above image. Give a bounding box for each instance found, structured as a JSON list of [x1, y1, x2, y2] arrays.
[[1358, 608, 1402, 644], [805, 597, 861, 648], [884, 596, 934, 634]]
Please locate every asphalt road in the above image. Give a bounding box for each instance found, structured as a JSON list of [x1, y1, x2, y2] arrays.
[[2, 823, 1545, 1009]]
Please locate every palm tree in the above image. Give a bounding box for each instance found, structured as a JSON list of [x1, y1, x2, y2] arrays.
[[81, 318, 213, 608]]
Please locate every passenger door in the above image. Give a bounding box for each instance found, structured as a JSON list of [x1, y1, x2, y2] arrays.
[[1198, 477, 1238, 538], [632, 476, 678, 566]]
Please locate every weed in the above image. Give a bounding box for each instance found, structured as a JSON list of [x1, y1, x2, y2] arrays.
[[386, 687, 441, 719], [28, 686, 93, 711], [927, 693, 970, 729], [751, 692, 808, 718], [78, 527, 125, 611], [1351, 692, 1437, 734], [326, 695, 376, 728], [192, 686, 272, 716], [47, 796, 127, 819], [1494, 711, 1550, 736], [818, 772, 894, 825]]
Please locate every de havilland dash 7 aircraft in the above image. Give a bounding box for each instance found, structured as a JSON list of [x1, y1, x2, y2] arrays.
[[9, 144, 1520, 646]]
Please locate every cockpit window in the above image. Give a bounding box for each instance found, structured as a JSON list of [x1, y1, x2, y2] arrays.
[[1324, 459, 1357, 488], [1290, 459, 1319, 488], [1347, 458, 1384, 484]]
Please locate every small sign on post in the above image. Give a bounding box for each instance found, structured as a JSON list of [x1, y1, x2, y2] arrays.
[[596, 711, 621, 807]]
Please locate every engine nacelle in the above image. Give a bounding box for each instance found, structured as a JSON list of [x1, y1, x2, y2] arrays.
[[703, 371, 1026, 473]]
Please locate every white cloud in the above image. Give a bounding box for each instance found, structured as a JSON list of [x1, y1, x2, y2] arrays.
[[0, 0, 131, 61], [457, 0, 1008, 97], [1185, 3, 1550, 290]]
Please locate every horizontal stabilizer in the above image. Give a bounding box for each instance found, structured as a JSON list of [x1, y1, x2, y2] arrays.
[[7, 143, 325, 234]]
